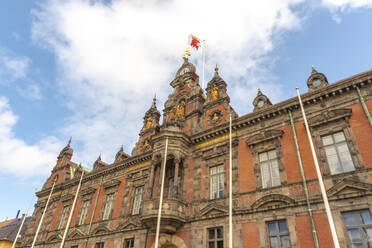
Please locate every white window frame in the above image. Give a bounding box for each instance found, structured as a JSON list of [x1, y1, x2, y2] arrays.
[[259, 150, 280, 189], [102, 193, 115, 220], [58, 205, 70, 229], [132, 186, 144, 215], [78, 200, 90, 225], [210, 165, 224, 200], [322, 131, 355, 174]]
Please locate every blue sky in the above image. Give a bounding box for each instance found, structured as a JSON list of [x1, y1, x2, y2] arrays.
[[0, 0, 371, 220]]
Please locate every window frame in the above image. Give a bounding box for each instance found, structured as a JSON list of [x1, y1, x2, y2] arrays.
[[209, 164, 225, 200], [102, 193, 115, 220], [132, 186, 144, 215], [78, 200, 90, 225], [259, 150, 281, 189], [266, 219, 291, 248], [321, 131, 355, 175], [95, 242, 104, 248], [124, 238, 135, 248], [207, 226, 224, 248], [342, 209, 372, 247], [57, 205, 70, 230]]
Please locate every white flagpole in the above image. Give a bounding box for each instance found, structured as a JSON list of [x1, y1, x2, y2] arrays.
[[31, 179, 57, 248], [155, 137, 169, 248], [12, 191, 36, 248], [229, 114, 233, 248], [296, 87, 340, 248], [202, 40, 206, 90], [60, 170, 85, 248]]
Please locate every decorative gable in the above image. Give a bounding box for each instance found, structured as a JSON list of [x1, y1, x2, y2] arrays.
[[308, 108, 352, 127], [253, 89, 272, 111], [198, 203, 228, 218], [92, 225, 111, 235], [103, 179, 121, 189], [116, 220, 139, 231], [251, 194, 295, 210], [47, 233, 62, 242], [69, 228, 85, 239], [327, 178, 372, 199], [246, 129, 284, 147]]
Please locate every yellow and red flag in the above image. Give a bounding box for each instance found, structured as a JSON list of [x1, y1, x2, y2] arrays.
[[188, 34, 201, 50]]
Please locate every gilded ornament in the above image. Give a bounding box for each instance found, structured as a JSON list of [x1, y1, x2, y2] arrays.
[[145, 116, 152, 129], [211, 84, 219, 100], [173, 100, 186, 119], [212, 112, 219, 121]]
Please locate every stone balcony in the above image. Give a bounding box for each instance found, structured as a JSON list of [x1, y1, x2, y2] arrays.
[[141, 198, 186, 233]]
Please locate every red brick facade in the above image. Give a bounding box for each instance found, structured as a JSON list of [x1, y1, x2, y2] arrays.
[[21, 62, 372, 248]]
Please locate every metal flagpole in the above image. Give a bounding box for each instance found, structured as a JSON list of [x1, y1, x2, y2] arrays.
[[155, 137, 169, 248], [31, 179, 57, 248], [229, 114, 233, 248], [60, 170, 85, 248], [296, 87, 340, 248], [12, 191, 36, 248], [202, 40, 206, 90]]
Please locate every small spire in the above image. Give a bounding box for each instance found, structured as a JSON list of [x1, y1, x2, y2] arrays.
[[120, 145, 124, 152], [152, 93, 157, 107], [311, 65, 318, 74], [213, 64, 219, 78], [67, 137, 72, 147], [97, 154, 101, 161]]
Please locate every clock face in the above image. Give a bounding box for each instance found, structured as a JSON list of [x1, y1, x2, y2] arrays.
[[257, 100, 265, 108], [312, 79, 321, 87]]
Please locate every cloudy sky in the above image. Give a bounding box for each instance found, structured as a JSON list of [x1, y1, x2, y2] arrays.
[[0, 0, 371, 220]]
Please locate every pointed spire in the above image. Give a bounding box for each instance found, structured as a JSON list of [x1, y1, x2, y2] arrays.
[[67, 137, 72, 147], [311, 65, 318, 74], [120, 145, 124, 152], [213, 64, 219, 78], [97, 154, 101, 161], [152, 93, 157, 108]]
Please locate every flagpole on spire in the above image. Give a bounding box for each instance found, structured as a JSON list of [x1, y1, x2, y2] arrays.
[[202, 40, 206, 90]]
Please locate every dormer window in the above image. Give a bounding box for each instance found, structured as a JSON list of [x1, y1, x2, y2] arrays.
[[312, 78, 321, 87], [257, 99, 265, 108]]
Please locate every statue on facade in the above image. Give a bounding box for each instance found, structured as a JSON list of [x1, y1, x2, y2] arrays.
[[211, 84, 219, 101], [145, 116, 152, 129], [173, 100, 186, 120]]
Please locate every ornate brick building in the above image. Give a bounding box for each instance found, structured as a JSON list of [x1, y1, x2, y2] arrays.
[[21, 59, 372, 248]]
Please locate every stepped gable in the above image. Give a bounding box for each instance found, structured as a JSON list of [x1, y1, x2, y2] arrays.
[[202, 65, 237, 129], [162, 57, 205, 135], [43, 138, 82, 189], [307, 66, 329, 91], [252, 88, 272, 112], [132, 96, 161, 156]]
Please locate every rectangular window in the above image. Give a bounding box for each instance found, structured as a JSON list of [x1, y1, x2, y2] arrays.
[[71, 246, 78, 248], [267, 220, 290, 248], [168, 176, 180, 199], [210, 165, 224, 199], [58, 205, 70, 229], [124, 238, 135, 248], [78, 200, 90, 225], [260, 150, 280, 189], [342, 210, 372, 247], [132, 186, 144, 215], [208, 227, 223, 248], [95, 242, 104, 248], [102, 194, 115, 220], [322, 132, 354, 174]]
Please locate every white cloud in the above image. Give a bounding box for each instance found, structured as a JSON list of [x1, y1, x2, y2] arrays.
[[0, 50, 30, 81], [321, 0, 372, 22], [31, 0, 306, 166], [0, 96, 63, 177]]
